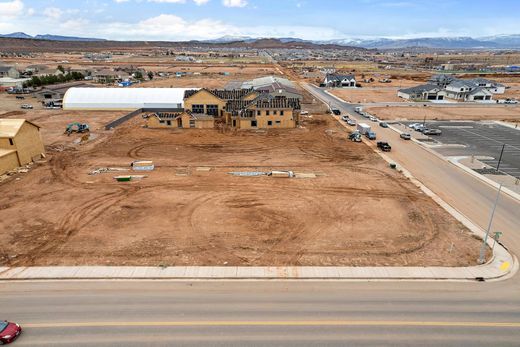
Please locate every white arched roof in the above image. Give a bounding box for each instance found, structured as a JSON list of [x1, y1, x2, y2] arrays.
[[63, 88, 198, 110]]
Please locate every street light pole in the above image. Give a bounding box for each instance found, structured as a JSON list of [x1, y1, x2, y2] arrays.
[[496, 143, 506, 172], [478, 184, 503, 264]]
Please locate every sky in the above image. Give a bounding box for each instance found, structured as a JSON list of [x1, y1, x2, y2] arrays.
[[0, 0, 520, 41]]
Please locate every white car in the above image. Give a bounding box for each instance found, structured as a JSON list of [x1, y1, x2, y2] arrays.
[[369, 116, 378, 122], [408, 123, 419, 129], [341, 115, 350, 121]]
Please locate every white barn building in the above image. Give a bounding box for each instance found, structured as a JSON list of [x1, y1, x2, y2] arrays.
[[63, 88, 197, 110]]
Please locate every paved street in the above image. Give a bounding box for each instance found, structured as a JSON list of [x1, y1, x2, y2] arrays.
[[1, 280, 520, 346]]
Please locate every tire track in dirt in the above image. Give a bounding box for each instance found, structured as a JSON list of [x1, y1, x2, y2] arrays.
[[12, 186, 137, 266]]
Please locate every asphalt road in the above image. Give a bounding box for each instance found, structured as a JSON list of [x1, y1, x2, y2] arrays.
[[1, 280, 520, 346]]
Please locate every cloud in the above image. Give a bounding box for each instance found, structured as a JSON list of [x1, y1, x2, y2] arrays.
[[147, 0, 186, 3], [43, 7, 63, 19], [0, 0, 24, 18], [222, 0, 247, 8], [193, 0, 210, 5], [114, 0, 130, 3]]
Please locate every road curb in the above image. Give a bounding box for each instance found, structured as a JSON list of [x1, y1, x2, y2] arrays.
[[0, 263, 515, 281]]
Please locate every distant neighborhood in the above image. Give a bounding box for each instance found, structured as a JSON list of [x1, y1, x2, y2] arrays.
[[398, 75, 506, 102]]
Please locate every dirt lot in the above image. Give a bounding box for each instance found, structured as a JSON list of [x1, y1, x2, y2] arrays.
[[366, 105, 520, 121], [331, 88, 407, 103], [0, 112, 484, 267]]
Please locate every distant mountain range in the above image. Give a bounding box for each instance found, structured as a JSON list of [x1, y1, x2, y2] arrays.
[[2, 32, 520, 49], [0, 32, 106, 42], [206, 35, 520, 49]]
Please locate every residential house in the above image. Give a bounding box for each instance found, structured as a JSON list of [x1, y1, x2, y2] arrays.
[[24, 64, 49, 74], [33, 82, 95, 106], [225, 95, 300, 129], [37, 68, 65, 77], [0, 66, 20, 79], [398, 84, 446, 101], [323, 74, 356, 88], [0, 119, 45, 175], [444, 80, 493, 101], [93, 69, 130, 84], [183, 88, 259, 118], [401, 75, 506, 102]]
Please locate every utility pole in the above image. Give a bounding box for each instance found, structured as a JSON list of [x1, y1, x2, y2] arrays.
[[496, 144, 506, 172], [422, 115, 426, 127], [479, 184, 503, 264]]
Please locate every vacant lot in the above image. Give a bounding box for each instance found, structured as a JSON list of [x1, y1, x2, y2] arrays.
[[367, 105, 520, 121], [331, 88, 406, 103], [0, 113, 483, 267]]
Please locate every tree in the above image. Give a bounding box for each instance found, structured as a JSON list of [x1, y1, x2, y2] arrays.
[[134, 71, 143, 80], [57, 65, 65, 73], [147, 71, 154, 80]]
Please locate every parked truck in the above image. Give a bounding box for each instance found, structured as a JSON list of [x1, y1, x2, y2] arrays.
[[355, 106, 363, 114], [357, 123, 371, 135]]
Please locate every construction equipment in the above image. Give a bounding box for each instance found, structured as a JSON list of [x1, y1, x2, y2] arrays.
[[348, 131, 362, 142], [65, 122, 89, 136]]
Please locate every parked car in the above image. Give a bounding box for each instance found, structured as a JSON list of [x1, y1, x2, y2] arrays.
[[414, 125, 426, 132], [379, 122, 389, 128], [365, 131, 377, 140], [341, 115, 350, 121], [15, 95, 25, 100], [331, 108, 341, 115], [400, 133, 412, 140], [300, 111, 309, 116], [369, 116, 378, 122], [423, 129, 442, 135], [20, 104, 33, 109], [505, 99, 518, 104], [408, 123, 419, 129], [347, 119, 356, 126], [0, 321, 22, 344], [377, 141, 392, 152]]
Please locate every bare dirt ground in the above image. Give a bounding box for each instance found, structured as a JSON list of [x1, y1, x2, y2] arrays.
[[0, 113, 483, 267], [138, 76, 234, 89], [366, 105, 520, 121], [331, 88, 407, 103]]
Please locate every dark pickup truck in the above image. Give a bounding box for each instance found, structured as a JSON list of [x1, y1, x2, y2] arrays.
[[377, 141, 392, 152]]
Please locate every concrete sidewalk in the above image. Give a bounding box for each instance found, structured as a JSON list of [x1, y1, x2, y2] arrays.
[[0, 248, 515, 280]]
